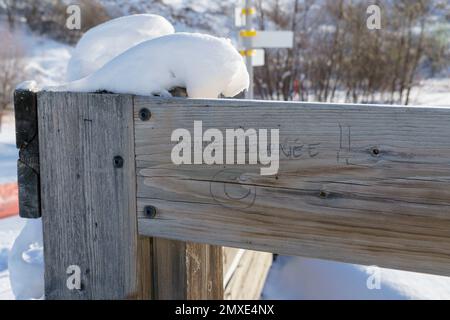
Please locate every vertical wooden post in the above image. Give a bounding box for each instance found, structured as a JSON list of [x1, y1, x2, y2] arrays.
[[38, 92, 152, 299], [33, 91, 222, 299]]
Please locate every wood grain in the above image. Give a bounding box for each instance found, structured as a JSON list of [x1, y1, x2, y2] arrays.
[[135, 97, 450, 276], [38, 92, 151, 299], [151, 238, 223, 299]]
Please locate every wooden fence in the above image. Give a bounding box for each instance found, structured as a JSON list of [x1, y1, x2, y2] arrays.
[[14, 90, 450, 299]]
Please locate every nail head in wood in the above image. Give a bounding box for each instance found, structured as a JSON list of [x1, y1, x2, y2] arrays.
[[139, 108, 151, 121], [144, 205, 156, 218], [113, 156, 124, 168]]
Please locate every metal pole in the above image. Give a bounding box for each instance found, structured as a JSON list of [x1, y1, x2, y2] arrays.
[[244, 0, 254, 99]]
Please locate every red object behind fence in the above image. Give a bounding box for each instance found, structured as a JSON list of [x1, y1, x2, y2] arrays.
[[0, 183, 19, 219]]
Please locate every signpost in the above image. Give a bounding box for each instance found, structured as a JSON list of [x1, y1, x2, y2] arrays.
[[235, 0, 294, 99]]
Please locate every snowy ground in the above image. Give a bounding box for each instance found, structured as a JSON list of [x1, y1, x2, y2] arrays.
[[0, 217, 25, 300], [262, 256, 450, 300], [410, 78, 450, 107], [0, 112, 23, 300], [0, 114, 17, 184]]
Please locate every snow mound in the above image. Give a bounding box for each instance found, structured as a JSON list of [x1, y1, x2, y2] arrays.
[[52, 33, 249, 98], [263, 256, 450, 300], [8, 219, 44, 300], [66, 14, 175, 81]]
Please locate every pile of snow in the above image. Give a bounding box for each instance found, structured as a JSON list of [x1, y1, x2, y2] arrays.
[[20, 32, 72, 87], [262, 256, 450, 300], [52, 32, 249, 98], [0, 216, 25, 300], [8, 219, 44, 300], [67, 14, 175, 81]]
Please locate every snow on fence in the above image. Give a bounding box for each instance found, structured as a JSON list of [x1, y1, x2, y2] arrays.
[[14, 89, 450, 299]]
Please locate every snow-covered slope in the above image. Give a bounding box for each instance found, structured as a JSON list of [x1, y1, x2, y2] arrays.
[[99, 0, 234, 37], [19, 30, 72, 87]]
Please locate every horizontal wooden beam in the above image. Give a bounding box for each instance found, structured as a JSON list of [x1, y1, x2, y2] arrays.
[[135, 97, 450, 277]]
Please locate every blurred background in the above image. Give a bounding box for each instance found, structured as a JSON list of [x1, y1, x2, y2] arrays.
[[0, 0, 449, 300]]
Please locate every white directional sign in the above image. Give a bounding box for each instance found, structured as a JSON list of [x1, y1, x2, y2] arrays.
[[235, 7, 245, 27], [252, 49, 265, 67], [251, 31, 294, 49], [235, 0, 294, 98]]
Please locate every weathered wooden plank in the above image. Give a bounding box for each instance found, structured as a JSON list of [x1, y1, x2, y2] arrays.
[[14, 89, 41, 218], [38, 92, 151, 299], [224, 250, 272, 300], [223, 247, 242, 282], [151, 238, 223, 299], [135, 97, 450, 276]]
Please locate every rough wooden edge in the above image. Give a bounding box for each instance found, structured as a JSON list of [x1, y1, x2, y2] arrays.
[[224, 250, 272, 300], [14, 89, 41, 219]]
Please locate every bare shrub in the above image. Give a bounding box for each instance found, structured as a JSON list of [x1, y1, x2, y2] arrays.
[[254, 0, 448, 104], [25, 0, 111, 44], [0, 27, 25, 128]]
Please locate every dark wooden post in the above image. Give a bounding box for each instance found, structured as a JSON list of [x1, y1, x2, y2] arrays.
[[14, 90, 41, 219]]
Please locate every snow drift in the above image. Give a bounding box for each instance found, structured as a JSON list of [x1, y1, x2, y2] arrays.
[[66, 14, 175, 81], [8, 219, 44, 300], [53, 33, 249, 98]]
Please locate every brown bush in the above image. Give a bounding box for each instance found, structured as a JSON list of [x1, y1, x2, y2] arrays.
[[0, 27, 24, 127], [25, 0, 111, 44]]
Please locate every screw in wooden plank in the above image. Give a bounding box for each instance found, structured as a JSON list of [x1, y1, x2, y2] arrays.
[[139, 108, 151, 121], [144, 206, 156, 218], [371, 147, 380, 156], [113, 156, 124, 168]]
